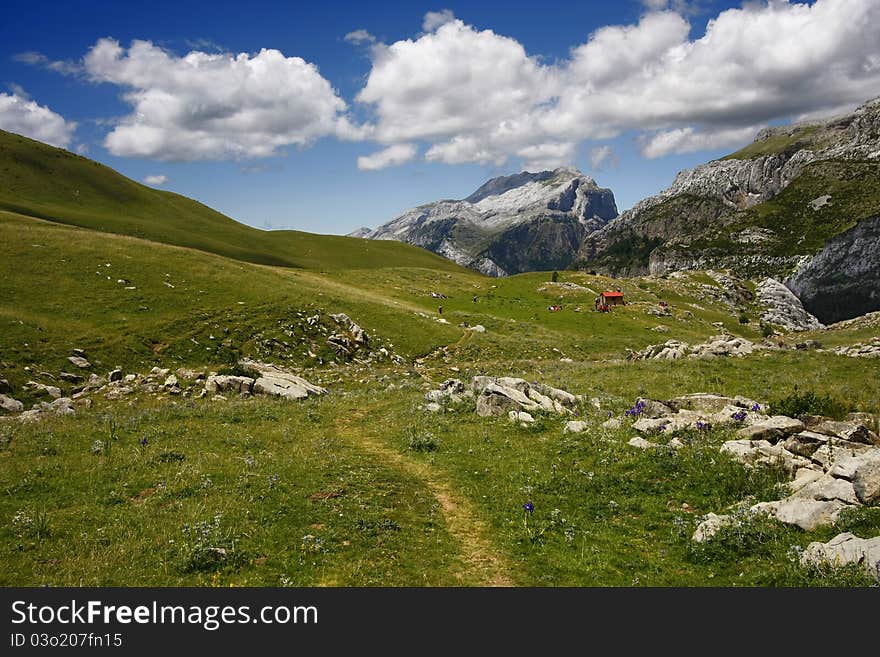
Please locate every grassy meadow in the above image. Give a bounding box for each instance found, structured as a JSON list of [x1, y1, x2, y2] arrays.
[[1, 131, 878, 586]]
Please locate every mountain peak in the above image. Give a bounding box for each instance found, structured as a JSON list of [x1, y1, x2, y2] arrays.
[[464, 167, 594, 205], [367, 166, 617, 276]]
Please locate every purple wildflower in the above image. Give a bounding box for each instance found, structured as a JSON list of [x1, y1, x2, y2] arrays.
[[751, 403, 761, 412], [139, 437, 148, 447], [731, 410, 747, 422], [695, 420, 708, 430], [523, 501, 534, 513]]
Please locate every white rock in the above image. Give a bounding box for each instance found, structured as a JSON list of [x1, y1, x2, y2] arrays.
[[788, 467, 826, 494], [790, 474, 861, 505], [692, 513, 733, 543], [852, 451, 880, 505], [736, 416, 805, 442], [751, 498, 849, 531], [0, 394, 23, 413], [801, 533, 880, 581], [628, 437, 659, 449], [67, 355, 91, 369], [756, 278, 823, 331], [564, 420, 589, 434], [508, 410, 535, 424]]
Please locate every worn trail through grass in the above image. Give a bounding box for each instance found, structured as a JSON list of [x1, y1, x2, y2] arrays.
[[334, 404, 513, 586]]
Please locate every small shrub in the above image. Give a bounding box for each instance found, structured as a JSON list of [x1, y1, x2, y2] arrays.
[[769, 388, 851, 420], [738, 313, 750, 324], [760, 321, 774, 338], [406, 429, 439, 452], [177, 513, 245, 573]]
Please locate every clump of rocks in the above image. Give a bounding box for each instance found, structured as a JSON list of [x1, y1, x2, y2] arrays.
[[644, 397, 880, 565], [833, 338, 880, 359], [0, 359, 327, 423], [617, 391, 880, 552], [422, 375, 580, 426], [204, 360, 327, 401], [628, 334, 769, 361]]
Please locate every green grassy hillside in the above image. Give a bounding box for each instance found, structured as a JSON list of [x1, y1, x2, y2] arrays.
[[0, 129, 466, 273], [2, 131, 879, 588], [2, 210, 879, 587]]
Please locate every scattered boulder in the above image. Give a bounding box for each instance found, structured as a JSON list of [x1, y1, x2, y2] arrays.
[[801, 533, 880, 581], [58, 372, 83, 383], [751, 498, 849, 531], [239, 360, 327, 401], [735, 416, 805, 442], [476, 383, 539, 417], [628, 437, 659, 449], [438, 375, 579, 423], [630, 335, 767, 361], [834, 338, 880, 359], [812, 420, 879, 446], [632, 418, 670, 435], [667, 393, 749, 413], [635, 397, 674, 418], [720, 439, 811, 474], [564, 420, 589, 434], [601, 417, 622, 430], [67, 355, 91, 369], [788, 467, 825, 494], [0, 394, 24, 413], [23, 381, 62, 400], [852, 452, 880, 505], [327, 313, 369, 359], [692, 513, 734, 543], [790, 474, 861, 505], [0, 378, 10, 394], [508, 410, 535, 425], [783, 431, 830, 457], [108, 368, 124, 382], [204, 375, 254, 395], [424, 379, 473, 406]]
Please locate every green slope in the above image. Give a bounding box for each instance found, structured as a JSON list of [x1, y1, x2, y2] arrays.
[[0, 129, 466, 273]]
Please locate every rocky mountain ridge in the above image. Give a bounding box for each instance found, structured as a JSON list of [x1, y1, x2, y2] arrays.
[[362, 167, 617, 276], [576, 97, 880, 322]]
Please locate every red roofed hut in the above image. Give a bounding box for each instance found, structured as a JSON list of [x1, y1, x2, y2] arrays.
[[600, 290, 625, 306]]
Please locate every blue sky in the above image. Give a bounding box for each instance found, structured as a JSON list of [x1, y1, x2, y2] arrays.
[[1, 0, 879, 234]]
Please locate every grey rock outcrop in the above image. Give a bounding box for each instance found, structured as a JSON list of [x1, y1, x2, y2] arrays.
[[786, 215, 880, 324], [0, 394, 23, 413], [756, 278, 823, 331], [67, 355, 91, 369], [576, 97, 880, 308], [629, 335, 766, 361], [366, 168, 617, 276], [239, 360, 327, 401]]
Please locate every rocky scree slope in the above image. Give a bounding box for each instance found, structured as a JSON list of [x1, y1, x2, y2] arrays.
[[575, 98, 880, 323], [361, 168, 617, 276]]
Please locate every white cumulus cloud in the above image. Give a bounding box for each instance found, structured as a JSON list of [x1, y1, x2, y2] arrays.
[[344, 29, 376, 45], [143, 174, 168, 185], [353, 0, 880, 169], [83, 38, 355, 161], [357, 143, 417, 170], [422, 9, 457, 32], [0, 91, 77, 147]]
